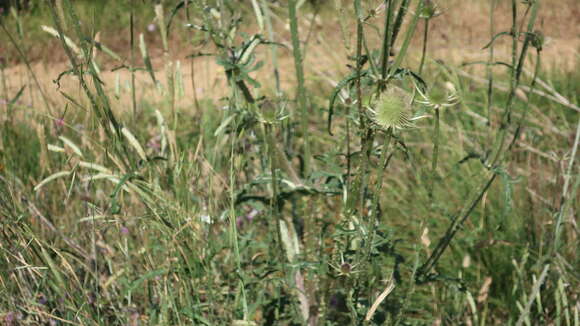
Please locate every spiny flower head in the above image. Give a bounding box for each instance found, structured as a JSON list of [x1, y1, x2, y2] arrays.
[[368, 87, 415, 130], [415, 81, 459, 110]]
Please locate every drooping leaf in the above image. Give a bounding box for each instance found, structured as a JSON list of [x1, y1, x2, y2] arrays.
[[327, 69, 370, 135], [482, 31, 512, 50]]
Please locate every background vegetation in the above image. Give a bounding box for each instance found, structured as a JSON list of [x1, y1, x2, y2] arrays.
[[0, 0, 578, 324]]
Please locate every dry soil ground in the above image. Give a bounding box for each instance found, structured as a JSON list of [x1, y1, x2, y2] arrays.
[[1, 0, 578, 117]]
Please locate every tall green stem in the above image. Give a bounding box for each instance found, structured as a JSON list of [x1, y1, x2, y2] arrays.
[[349, 0, 371, 216], [261, 0, 281, 96], [288, 0, 310, 175], [130, 0, 137, 119], [380, 0, 394, 83], [428, 107, 440, 197], [0, 63, 8, 121], [228, 132, 248, 320], [390, 0, 411, 49], [365, 128, 393, 263], [489, 0, 538, 167], [389, 0, 424, 77], [418, 18, 429, 74], [486, 0, 497, 146]]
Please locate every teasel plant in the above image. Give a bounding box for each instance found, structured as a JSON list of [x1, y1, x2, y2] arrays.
[[362, 84, 428, 260], [321, 0, 431, 322], [414, 77, 460, 198]]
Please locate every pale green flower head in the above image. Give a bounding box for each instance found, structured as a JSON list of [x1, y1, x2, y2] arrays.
[[368, 87, 415, 130], [415, 81, 459, 110]]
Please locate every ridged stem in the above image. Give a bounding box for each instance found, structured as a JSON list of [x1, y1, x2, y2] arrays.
[[288, 0, 310, 175]]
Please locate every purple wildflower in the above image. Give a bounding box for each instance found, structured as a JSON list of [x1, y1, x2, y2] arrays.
[[38, 294, 48, 305], [87, 293, 96, 305], [246, 209, 258, 222], [236, 216, 244, 229], [54, 118, 65, 131], [5, 312, 15, 324], [120, 226, 130, 236], [147, 136, 161, 151]]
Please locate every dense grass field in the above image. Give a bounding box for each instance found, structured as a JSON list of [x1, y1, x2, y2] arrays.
[[1, 0, 578, 325]]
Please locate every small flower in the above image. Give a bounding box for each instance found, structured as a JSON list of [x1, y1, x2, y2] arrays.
[[236, 216, 244, 229], [38, 294, 48, 305], [120, 226, 130, 235], [246, 209, 258, 222], [87, 292, 96, 304], [54, 117, 65, 129], [5, 312, 15, 324], [130, 312, 140, 326], [147, 136, 161, 151], [147, 23, 156, 32], [237, 209, 259, 229]]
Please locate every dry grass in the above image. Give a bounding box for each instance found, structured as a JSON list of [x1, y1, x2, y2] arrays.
[[1, 1, 578, 324]]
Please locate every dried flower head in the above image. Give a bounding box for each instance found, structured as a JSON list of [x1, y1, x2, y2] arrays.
[[329, 252, 360, 278]]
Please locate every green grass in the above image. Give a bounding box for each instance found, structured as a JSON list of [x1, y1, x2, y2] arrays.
[[0, 0, 578, 325]]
